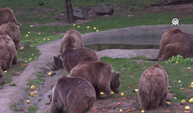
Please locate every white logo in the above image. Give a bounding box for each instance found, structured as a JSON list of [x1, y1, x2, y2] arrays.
[[172, 18, 179, 25]]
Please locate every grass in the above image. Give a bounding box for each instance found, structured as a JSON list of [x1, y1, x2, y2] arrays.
[[27, 105, 38, 113], [10, 103, 19, 111], [100, 56, 193, 104]]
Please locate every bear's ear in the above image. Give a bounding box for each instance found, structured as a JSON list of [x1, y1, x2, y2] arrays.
[[116, 71, 120, 77]]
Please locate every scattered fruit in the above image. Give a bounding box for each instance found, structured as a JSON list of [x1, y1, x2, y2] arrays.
[[26, 100, 30, 104], [176, 61, 179, 63], [111, 91, 114, 95], [87, 26, 90, 29], [94, 27, 96, 29], [185, 106, 190, 110], [31, 85, 35, 90], [181, 99, 186, 104], [134, 89, 138, 92], [73, 24, 76, 26], [120, 92, 124, 97], [178, 80, 181, 83], [96, 30, 99, 32], [100, 92, 104, 96], [48, 72, 52, 76], [34, 91, 37, 94], [189, 98, 193, 103], [119, 109, 123, 112], [77, 26, 80, 28], [38, 33, 41, 35], [21, 47, 24, 50], [30, 92, 35, 97], [141, 110, 145, 113]]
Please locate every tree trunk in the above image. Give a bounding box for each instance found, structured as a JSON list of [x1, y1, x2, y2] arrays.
[[65, 0, 75, 23]]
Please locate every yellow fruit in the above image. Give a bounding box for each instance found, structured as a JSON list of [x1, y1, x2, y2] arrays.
[[166, 101, 171, 105], [176, 61, 179, 63], [31, 85, 35, 90], [30, 92, 35, 97], [191, 82, 193, 85], [119, 109, 123, 112], [181, 99, 186, 104], [73, 24, 76, 26], [100, 92, 104, 95], [21, 47, 24, 50], [141, 110, 145, 113], [111, 91, 114, 95], [189, 98, 193, 103], [87, 26, 90, 29], [135, 89, 138, 92], [77, 26, 80, 28], [120, 92, 124, 97], [185, 106, 190, 110], [96, 30, 99, 32], [189, 85, 193, 89], [38, 33, 41, 35], [26, 100, 30, 104], [94, 27, 96, 29], [48, 72, 52, 76], [34, 91, 37, 94]]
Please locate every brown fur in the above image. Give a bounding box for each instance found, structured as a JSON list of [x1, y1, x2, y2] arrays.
[[0, 7, 20, 26], [49, 75, 96, 113], [0, 67, 4, 85], [59, 47, 99, 73], [0, 22, 21, 50], [138, 64, 169, 110], [69, 61, 120, 99], [0, 34, 18, 85], [157, 29, 193, 61], [59, 29, 84, 53], [51, 54, 63, 71]]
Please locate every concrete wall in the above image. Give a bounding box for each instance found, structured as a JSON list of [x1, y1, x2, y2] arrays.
[[83, 25, 193, 45]]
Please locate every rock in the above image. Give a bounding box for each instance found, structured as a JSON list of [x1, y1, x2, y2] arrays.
[[95, 5, 114, 15], [73, 8, 84, 19], [54, 14, 66, 20]]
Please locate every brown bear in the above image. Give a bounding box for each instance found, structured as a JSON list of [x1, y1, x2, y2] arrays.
[[138, 64, 169, 110], [0, 22, 21, 50], [0, 34, 18, 85], [49, 75, 96, 113], [59, 29, 84, 53], [157, 29, 193, 61], [51, 54, 63, 71], [0, 7, 20, 26], [69, 61, 120, 99], [0, 67, 4, 85], [53, 47, 99, 73]]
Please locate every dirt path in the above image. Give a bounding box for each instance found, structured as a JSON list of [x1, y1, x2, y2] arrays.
[[0, 36, 159, 113]]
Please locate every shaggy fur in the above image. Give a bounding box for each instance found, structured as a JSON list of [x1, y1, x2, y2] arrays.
[[138, 64, 169, 110], [157, 29, 193, 61], [59, 29, 84, 53], [0, 22, 21, 50], [51, 54, 63, 71], [0, 67, 4, 85], [69, 61, 120, 99], [58, 47, 99, 73], [49, 75, 96, 113], [0, 7, 20, 26], [0, 34, 18, 85]]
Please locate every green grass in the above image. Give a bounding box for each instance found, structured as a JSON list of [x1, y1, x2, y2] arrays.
[[101, 57, 193, 103], [27, 105, 38, 113], [10, 103, 19, 111]]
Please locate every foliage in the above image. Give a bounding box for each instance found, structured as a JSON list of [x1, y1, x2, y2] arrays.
[[165, 55, 193, 64]]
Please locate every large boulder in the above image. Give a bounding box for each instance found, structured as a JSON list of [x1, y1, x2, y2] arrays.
[[95, 5, 114, 15], [73, 8, 84, 19]]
